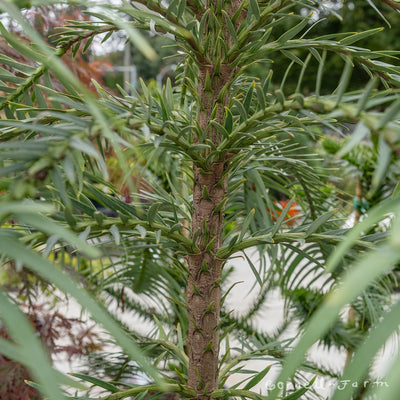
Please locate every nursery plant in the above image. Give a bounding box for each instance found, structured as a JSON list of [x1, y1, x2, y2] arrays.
[[1, 0, 400, 399]]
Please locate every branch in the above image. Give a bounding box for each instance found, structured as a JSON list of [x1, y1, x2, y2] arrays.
[[75, 217, 197, 252], [0, 26, 117, 111], [255, 39, 400, 88], [216, 232, 375, 259], [132, 0, 181, 26], [133, 120, 210, 169], [21, 216, 197, 254], [228, 0, 293, 60], [121, 3, 203, 57], [219, 94, 400, 154], [99, 383, 196, 400], [211, 388, 265, 400]]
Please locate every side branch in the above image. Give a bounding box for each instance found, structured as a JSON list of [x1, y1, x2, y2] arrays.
[[22, 216, 198, 254], [0, 25, 118, 111], [218, 95, 400, 153], [228, 0, 293, 59], [211, 388, 265, 400], [216, 232, 375, 259], [99, 383, 196, 400], [131, 0, 182, 26]]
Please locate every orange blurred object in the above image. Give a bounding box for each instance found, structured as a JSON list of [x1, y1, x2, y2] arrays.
[[268, 200, 300, 225]]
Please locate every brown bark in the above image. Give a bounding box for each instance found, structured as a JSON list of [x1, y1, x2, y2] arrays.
[[186, 60, 234, 399], [185, 2, 244, 396], [186, 164, 227, 400]]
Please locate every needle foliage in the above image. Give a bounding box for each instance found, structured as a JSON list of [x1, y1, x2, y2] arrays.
[[1, 0, 400, 399]]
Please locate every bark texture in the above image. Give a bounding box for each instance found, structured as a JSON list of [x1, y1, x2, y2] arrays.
[[186, 165, 226, 399], [186, 62, 233, 400], [186, 3, 243, 398]]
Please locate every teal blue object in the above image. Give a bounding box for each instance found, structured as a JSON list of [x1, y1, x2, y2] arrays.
[[353, 196, 369, 212]]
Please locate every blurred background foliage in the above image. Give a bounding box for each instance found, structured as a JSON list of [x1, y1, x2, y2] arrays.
[[95, 0, 400, 94]]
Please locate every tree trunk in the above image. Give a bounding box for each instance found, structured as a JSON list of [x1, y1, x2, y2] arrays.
[[186, 62, 233, 400], [186, 164, 227, 400], [185, 1, 242, 395]]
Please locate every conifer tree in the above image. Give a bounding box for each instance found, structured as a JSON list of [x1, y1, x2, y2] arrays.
[[1, 1, 400, 399]]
